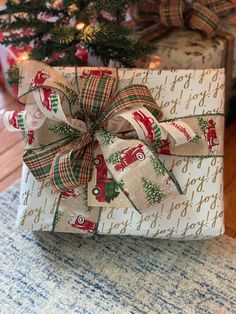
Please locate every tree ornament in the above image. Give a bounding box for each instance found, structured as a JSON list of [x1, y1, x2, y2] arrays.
[[68, 3, 79, 13], [76, 22, 85, 30], [75, 45, 88, 64], [100, 10, 116, 22]]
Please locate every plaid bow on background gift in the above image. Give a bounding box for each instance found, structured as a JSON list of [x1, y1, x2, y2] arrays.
[[130, 0, 235, 38], [4, 61, 224, 214]]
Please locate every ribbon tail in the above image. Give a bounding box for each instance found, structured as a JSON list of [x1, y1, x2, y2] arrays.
[[50, 133, 94, 192], [23, 137, 75, 181], [95, 130, 181, 214]]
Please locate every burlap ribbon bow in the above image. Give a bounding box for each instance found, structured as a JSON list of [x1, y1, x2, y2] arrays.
[[131, 0, 235, 38], [4, 61, 224, 213]]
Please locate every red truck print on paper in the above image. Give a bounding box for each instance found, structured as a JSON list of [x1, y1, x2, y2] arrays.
[[92, 154, 120, 203], [68, 215, 97, 232], [31, 70, 55, 111], [114, 144, 145, 172], [204, 119, 220, 151], [31, 70, 50, 87], [26, 130, 35, 145], [39, 87, 55, 111], [133, 110, 155, 140], [158, 139, 171, 155], [61, 190, 76, 199], [80, 69, 113, 79], [8, 111, 19, 129]]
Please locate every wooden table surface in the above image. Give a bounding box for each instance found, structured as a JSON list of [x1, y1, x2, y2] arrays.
[[0, 89, 235, 238]]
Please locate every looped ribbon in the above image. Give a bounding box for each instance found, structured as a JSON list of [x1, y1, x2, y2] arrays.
[[4, 61, 224, 213], [132, 0, 235, 38]]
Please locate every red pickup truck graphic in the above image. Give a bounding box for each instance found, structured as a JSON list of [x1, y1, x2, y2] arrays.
[[8, 111, 19, 129], [68, 215, 97, 231], [133, 110, 155, 140], [204, 119, 220, 151], [26, 130, 35, 145], [114, 144, 145, 172], [158, 139, 171, 155], [31, 70, 50, 87], [81, 69, 113, 79], [31, 70, 54, 111], [61, 190, 76, 199], [40, 88, 55, 111], [92, 154, 120, 203]]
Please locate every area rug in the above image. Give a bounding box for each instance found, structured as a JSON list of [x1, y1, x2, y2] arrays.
[[0, 182, 236, 314]]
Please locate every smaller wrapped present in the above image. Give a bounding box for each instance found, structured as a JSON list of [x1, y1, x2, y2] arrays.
[[4, 61, 225, 239], [131, 0, 235, 113]]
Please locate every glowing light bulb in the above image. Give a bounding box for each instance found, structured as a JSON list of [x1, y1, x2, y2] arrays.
[[18, 52, 29, 63], [76, 22, 85, 30]]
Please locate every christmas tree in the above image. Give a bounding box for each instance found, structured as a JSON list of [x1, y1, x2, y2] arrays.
[[100, 130, 115, 146], [198, 117, 209, 132], [0, 0, 154, 85], [142, 178, 166, 206], [151, 156, 165, 176], [106, 151, 121, 164]]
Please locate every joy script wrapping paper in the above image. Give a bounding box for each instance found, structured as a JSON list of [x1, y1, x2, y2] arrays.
[[16, 67, 224, 239]]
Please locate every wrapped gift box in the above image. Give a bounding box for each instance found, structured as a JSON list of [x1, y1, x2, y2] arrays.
[[4, 62, 225, 240], [136, 29, 233, 114]]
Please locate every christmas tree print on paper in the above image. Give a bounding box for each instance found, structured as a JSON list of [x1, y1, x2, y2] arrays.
[[53, 210, 63, 227], [198, 117, 209, 132], [100, 130, 116, 146], [83, 185, 93, 213], [142, 178, 167, 206], [50, 93, 60, 113], [56, 83, 79, 108], [106, 151, 121, 165], [189, 133, 201, 144], [49, 123, 79, 137], [117, 179, 125, 190], [104, 181, 120, 203], [151, 156, 166, 176], [153, 123, 162, 141]]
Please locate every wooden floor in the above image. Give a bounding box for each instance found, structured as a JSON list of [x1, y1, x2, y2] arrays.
[[0, 89, 236, 238]]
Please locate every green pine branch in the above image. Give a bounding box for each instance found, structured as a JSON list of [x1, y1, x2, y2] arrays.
[[82, 23, 154, 67], [1, 0, 155, 85], [1, 35, 37, 47]]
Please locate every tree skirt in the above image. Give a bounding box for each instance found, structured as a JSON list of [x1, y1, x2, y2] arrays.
[[0, 182, 236, 314]]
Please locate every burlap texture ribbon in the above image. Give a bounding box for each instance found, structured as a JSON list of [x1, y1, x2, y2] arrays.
[[131, 0, 235, 38], [4, 61, 224, 213]]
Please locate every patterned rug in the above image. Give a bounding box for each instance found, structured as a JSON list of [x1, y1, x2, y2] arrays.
[[0, 182, 236, 314]]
